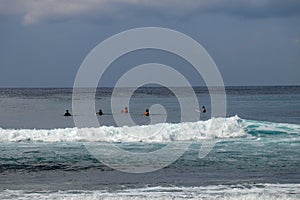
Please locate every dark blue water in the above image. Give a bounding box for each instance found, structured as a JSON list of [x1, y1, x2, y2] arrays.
[[0, 86, 299, 129]]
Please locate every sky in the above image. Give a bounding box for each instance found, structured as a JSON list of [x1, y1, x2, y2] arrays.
[[0, 0, 300, 87]]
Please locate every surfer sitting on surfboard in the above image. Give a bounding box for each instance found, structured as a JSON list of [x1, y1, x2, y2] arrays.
[[64, 110, 72, 116], [144, 109, 149, 116], [97, 109, 103, 116], [201, 106, 206, 113], [121, 107, 128, 113]]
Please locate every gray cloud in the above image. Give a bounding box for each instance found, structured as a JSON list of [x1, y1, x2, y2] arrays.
[[0, 0, 300, 24]]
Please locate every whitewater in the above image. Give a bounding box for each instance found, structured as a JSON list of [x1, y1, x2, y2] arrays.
[[0, 116, 299, 143], [1, 183, 300, 200]]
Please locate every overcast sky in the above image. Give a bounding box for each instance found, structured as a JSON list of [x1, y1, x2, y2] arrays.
[[0, 0, 300, 87]]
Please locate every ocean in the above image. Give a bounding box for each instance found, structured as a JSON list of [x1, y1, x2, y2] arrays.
[[0, 86, 300, 199]]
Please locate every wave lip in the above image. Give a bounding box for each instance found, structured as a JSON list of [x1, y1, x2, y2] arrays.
[[0, 116, 247, 143], [243, 118, 300, 136]]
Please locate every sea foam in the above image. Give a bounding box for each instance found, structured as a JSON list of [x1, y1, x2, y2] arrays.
[[0, 116, 246, 143], [0, 116, 299, 143], [1, 183, 299, 200]]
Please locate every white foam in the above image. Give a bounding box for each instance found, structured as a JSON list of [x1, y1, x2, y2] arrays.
[[2, 116, 299, 143], [0, 116, 247, 143], [1, 183, 300, 200]]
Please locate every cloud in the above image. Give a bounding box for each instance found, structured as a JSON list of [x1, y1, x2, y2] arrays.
[[0, 0, 300, 24]]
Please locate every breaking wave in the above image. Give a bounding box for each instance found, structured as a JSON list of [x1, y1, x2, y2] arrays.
[[0, 116, 299, 143]]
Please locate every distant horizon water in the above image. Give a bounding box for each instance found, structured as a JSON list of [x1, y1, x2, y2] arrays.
[[1, 84, 300, 89]]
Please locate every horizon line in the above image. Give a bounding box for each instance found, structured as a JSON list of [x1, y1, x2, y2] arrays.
[[0, 84, 300, 89]]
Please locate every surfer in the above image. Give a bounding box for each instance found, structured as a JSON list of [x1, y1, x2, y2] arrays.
[[201, 106, 206, 113], [144, 109, 149, 116], [97, 109, 103, 116], [64, 110, 72, 116], [121, 107, 128, 113]]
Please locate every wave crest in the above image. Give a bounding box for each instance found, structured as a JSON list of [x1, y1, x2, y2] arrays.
[[0, 116, 247, 143], [1, 116, 299, 143]]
